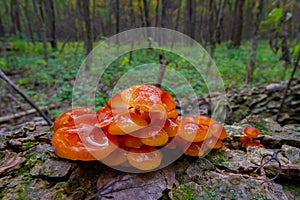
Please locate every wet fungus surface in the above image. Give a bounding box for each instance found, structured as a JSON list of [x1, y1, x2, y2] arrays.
[[52, 84, 227, 170]]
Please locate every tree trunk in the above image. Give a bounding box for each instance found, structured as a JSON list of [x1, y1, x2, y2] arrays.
[[116, 0, 120, 34], [43, 0, 57, 50], [92, 0, 96, 40], [143, 0, 150, 27], [24, 0, 35, 45], [231, 0, 245, 47], [174, 0, 182, 31], [9, 0, 16, 34], [129, 0, 135, 27], [208, 0, 215, 57], [128, 0, 135, 63], [138, 0, 145, 27], [2, 0, 12, 35], [215, 0, 225, 44], [14, 0, 22, 36], [155, 0, 160, 27], [32, 0, 48, 64], [82, 0, 93, 56], [226, 0, 233, 41], [115, 0, 120, 44], [246, 0, 264, 84], [187, 0, 194, 39], [0, 12, 4, 37], [161, 0, 167, 27]]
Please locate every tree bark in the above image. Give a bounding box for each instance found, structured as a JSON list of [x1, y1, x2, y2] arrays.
[[208, 0, 215, 57], [143, 0, 150, 27], [174, 0, 182, 31], [43, 0, 57, 50], [2, 0, 12, 35], [187, 0, 194, 39], [231, 0, 245, 47], [9, 0, 16, 34], [155, 0, 160, 27], [115, 0, 120, 44], [138, 0, 145, 27], [116, 0, 120, 34], [92, 0, 96, 40], [0, 12, 4, 37], [129, 0, 135, 27], [82, 0, 93, 56], [246, 0, 264, 84], [32, 0, 48, 63], [14, 0, 22, 36], [215, 0, 225, 44], [161, 0, 167, 27], [23, 0, 35, 45]]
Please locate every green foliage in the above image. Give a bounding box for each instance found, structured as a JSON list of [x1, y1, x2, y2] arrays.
[[1, 38, 298, 118], [261, 7, 292, 30], [293, 43, 300, 59]]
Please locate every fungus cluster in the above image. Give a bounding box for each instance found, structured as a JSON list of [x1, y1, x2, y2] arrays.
[[240, 126, 264, 148], [52, 84, 227, 170]]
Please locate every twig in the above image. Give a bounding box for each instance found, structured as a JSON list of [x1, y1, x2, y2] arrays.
[[0, 106, 53, 123], [276, 52, 300, 121], [7, 93, 27, 111], [255, 149, 282, 183], [0, 70, 53, 126]]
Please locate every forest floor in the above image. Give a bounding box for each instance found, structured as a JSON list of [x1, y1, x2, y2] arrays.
[[1, 40, 299, 125]]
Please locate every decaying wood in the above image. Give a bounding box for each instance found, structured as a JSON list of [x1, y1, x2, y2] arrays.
[[0, 154, 25, 175], [0, 70, 53, 125]]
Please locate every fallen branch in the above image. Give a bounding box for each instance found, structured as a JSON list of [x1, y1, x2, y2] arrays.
[[0, 70, 53, 126], [276, 52, 300, 121], [0, 106, 53, 123]]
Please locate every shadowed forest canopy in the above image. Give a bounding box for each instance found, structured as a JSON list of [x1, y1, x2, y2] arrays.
[[0, 0, 299, 42]]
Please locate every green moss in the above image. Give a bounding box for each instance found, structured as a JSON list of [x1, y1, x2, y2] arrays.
[[15, 162, 33, 176], [56, 191, 63, 200], [0, 189, 6, 199], [16, 187, 31, 200], [252, 197, 267, 200], [173, 185, 195, 200], [206, 149, 226, 165], [17, 195, 32, 200], [20, 141, 39, 151], [15, 154, 40, 179], [283, 184, 300, 199]]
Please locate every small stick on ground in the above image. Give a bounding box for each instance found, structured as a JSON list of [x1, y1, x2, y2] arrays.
[[0, 70, 53, 126], [157, 53, 168, 86], [276, 52, 300, 122]]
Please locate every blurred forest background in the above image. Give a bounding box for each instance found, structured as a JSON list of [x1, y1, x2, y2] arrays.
[[0, 0, 299, 124]]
